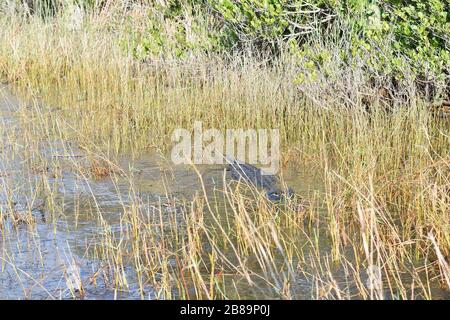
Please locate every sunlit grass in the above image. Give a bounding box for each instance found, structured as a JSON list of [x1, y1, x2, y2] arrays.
[[0, 10, 448, 299]]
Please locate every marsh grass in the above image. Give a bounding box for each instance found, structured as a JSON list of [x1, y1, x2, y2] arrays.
[[0, 9, 448, 299]]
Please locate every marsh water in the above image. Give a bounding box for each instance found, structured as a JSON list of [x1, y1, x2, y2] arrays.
[[0, 84, 448, 300]]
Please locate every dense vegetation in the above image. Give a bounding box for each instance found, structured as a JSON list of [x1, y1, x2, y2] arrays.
[[4, 0, 449, 101], [0, 0, 448, 300]]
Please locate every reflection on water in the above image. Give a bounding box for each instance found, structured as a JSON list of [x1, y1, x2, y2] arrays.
[[0, 85, 448, 300]]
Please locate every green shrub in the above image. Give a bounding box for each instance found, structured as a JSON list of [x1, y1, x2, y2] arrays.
[[212, 0, 449, 86], [382, 0, 449, 81], [121, 1, 224, 60], [119, 0, 448, 93], [210, 0, 335, 49]]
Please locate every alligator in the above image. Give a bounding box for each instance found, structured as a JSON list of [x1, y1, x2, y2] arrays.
[[226, 159, 294, 201]]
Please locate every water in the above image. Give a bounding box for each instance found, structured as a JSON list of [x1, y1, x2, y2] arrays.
[[0, 84, 448, 300]]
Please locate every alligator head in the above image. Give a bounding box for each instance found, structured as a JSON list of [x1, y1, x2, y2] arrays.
[[266, 187, 295, 201]]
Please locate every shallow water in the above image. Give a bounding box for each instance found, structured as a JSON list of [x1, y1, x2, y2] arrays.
[[0, 84, 448, 300]]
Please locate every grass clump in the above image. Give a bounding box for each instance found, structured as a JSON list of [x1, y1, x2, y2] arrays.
[[0, 1, 448, 300]]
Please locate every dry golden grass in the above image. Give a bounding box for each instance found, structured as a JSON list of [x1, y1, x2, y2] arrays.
[[0, 10, 448, 299]]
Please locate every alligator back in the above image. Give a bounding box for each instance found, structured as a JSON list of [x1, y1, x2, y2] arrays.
[[227, 160, 278, 191]]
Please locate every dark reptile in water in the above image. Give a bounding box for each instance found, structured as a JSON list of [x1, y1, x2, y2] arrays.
[[226, 159, 294, 201]]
